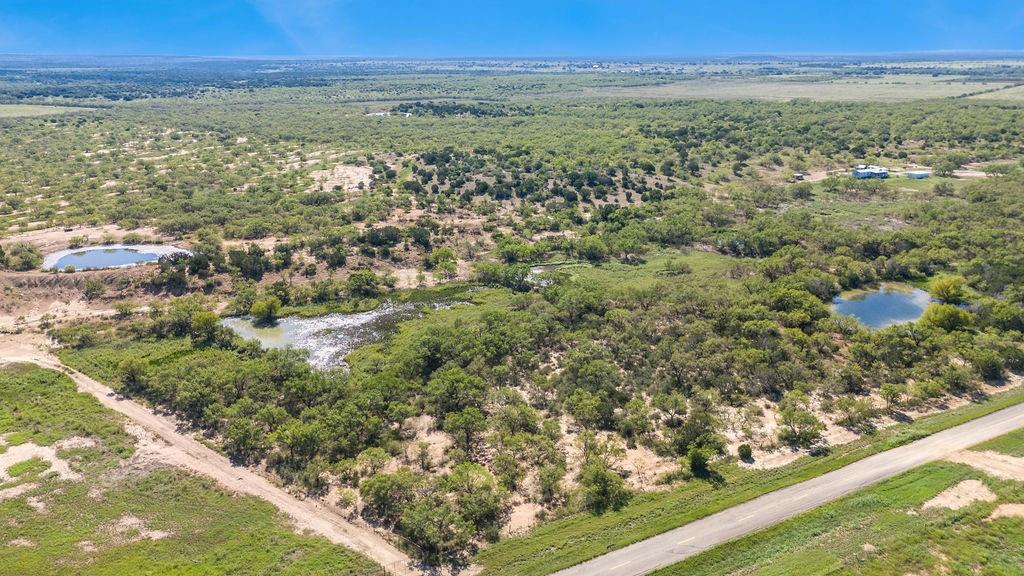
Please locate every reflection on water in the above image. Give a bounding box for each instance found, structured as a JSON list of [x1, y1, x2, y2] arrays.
[[45, 244, 190, 271], [220, 302, 423, 369], [831, 283, 933, 329]]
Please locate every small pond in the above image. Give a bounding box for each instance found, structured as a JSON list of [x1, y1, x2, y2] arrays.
[[220, 301, 453, 370], [831, 283, 933, 329], [43, 244, 190, 271]]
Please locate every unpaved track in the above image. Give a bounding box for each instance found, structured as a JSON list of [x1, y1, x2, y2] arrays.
[[0, 333, 416, 575], [554, 400, 1024, 576]]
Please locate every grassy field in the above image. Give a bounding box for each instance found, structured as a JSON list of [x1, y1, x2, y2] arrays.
[[974, 427, 1024, 457], [564, 250, 743, 292], [0, 104, 84, 117], [0, 364, 382, 576], [475, 385, 1024, 575], [652, 430, 1024, 575], [970, 83, 1024, 101], [581, 75, 1015, 102]]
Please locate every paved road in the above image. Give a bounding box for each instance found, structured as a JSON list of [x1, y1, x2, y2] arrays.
[[554, 400, 1024, 576], [1, 335, 417, 576]]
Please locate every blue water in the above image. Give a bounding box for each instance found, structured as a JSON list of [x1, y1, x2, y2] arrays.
[[831, 284, 933, 329], [53, 248, 162, 271]]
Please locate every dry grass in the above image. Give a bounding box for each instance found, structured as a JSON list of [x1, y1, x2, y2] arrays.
[[581, 75, 1014, 102], [0, 105, 83, 118]]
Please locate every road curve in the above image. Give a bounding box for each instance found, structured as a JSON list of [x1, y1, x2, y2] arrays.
[[0, 337, 416, 576], [554, 400, 1024, 576]]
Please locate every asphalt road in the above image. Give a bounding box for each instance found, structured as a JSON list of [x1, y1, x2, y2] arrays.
[[553, 400, 1024, 576]]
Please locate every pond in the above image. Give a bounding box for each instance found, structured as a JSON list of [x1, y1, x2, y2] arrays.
[[831, 283, 933, 329], [220, 301, 436, 369], [43, 244, 190, 271]]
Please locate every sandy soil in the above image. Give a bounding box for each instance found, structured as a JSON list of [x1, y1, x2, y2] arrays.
[[0, 482, 39, 502], [25, 495, 46, 514], [102, 514, 172, 544], [503, 501, 544, 537], [988, 503, 1024, 520], [921, 479, 997, 510], [222, 236, 281, 251], [0, 332, 418, 575], [0, 440, 81, 482], [309, 164, 373, 195], [946, 450, 1024, 482], [0, 272, 153, 332], [0, 224, 161, 254], [402, 414, 452, 471], [556, 417, 677, 491], [736, 375, 1024, 470], [621, 443, 677, 491], [952, 169, 990, 178], [0, 299, 117, 333]]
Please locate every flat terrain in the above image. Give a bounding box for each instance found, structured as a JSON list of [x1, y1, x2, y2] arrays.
[[3, 55, 1024, 573], [476, 383, 1024, 575], [554, 402, 1024, 576], [582, 75, 1015, 101], [0, 363, 383, 576], [0, 104, 83, 117], [0, 333, 415, 575], [972, 83, 1024, 101], [652, 430, 1024, 575]]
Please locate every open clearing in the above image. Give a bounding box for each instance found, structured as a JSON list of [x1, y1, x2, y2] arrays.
[[970, 83, 1024, 101], [0, 363, 384, 576], [0, 105, 85, 118], [946, 450, 1024, 482], [0, 335, 415, 575], [582, 75, 1014, 101], [921, 479, 997, 510]]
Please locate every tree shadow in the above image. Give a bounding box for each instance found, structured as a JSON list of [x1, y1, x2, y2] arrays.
[[693, 466, 725, 487], [889, 409, 913, 424]]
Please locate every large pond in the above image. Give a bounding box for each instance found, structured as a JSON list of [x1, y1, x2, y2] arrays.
[[220, 301, 437, 369], [831, 283, 933, 329], [43, 244, 190, 271]]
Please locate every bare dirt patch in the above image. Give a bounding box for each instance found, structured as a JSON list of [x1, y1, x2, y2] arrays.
[[503, 501, 544, 537], [922, 479, 997, 511], [25, 495, 47, 513], [987, 503, 1024, 521], [309, 163, 373, 195], [621, 444, 677, 491], [0, 224, 160, 254], [735, 375, 1024, 470], [102, 514, 173, 544], [56, 437, 99, 450], [0, 440, 81, 482], [946, 450, 1024, 482], [0, 482, 39, 502], [76, 540, 98, 553], [7, 537, 36, 547], [402, 414, 451, 470], [0, 266, 156, 332]]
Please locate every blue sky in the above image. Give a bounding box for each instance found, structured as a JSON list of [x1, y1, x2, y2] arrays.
[[1, 1, 1023, 57]]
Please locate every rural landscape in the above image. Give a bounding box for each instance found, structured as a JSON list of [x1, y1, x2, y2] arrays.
[[2, 3, 1024, 576]]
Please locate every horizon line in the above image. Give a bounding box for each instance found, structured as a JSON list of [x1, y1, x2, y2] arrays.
[[2, 49, 1024, 62]]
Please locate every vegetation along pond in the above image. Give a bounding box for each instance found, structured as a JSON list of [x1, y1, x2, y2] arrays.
[[220, 301, 454, 369], [43, 244, 190, 271], [831, 283, 933, 329]]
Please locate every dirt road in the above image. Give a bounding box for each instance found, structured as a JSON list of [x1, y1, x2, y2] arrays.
[[553, 400, 1024, 576], [0, 333, 416, 575]]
